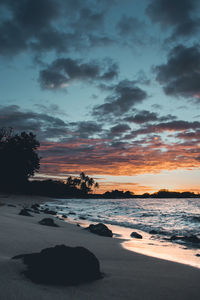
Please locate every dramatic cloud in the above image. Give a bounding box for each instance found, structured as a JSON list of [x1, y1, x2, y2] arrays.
[[154, 44, 200, 98], [39, 58, 118, 89], [146, 0, 200, 40], [0, 0, 114, 57], [2, 105, 200, 186], [93, 80, 148, 118], [39, 135, 200, 179]]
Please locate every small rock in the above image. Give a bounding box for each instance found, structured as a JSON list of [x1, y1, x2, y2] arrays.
[[19, 209, 33, 217], [196, 253, 200, 257], [130, 232, 143, 239], [79, 216, 86, 220], [8, 204, 16, 207], [62, 214, 68, 218], [39, 218, 59, 227], [12, 244, 102, 285], [86, 223, 113, 237], [69, 212, 76, 215], [43, 209, 57, 215]]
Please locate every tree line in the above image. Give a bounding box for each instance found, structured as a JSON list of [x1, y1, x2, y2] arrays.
[[0, 128, 98, 197]]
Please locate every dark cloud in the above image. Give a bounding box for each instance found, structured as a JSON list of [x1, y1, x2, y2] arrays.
[[69, 121, 102, 138], [93, 80, 148, 118], [127, 120, 200, 138], [176, 130, 200, 141], [116, 15, 148, 45], [0, 0, 63, 55], [0, 105, 105, 141], [0, 105, 68, 140], [124, 110, 176, 124], [70, 8, 104, 32], [39, 58, 118, 89], [125, 110, 158, 124], [154, 44, 200, 98], [146, 0, 200, 40], [0, 0, 114, 57], [109, 124, 131, 137]]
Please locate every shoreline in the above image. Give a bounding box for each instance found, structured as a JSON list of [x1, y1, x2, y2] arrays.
[[44, 198, 200, 270], [57, 215, 200, 270], [0, 194, 200, 300]]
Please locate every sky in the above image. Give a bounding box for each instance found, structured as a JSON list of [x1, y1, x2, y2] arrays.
[[0, 0, 200, 194]]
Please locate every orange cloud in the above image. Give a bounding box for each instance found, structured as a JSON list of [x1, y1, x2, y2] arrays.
[[38, 137, 200, 182]]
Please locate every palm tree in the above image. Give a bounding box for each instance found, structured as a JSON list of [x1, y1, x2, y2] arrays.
[[66, 172, 99, 194]]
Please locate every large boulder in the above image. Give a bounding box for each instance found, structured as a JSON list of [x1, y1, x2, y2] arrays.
[[39, 218, 59, 227], [130, 232, 143, 239], [12, 245, 102, 285], [86, 223, 113, 237]]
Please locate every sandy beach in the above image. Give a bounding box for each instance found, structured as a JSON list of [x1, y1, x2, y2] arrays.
[[0, 194, 199, 300]]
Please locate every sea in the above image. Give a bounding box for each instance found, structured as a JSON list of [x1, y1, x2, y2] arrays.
[[43, 198, 200, 269]]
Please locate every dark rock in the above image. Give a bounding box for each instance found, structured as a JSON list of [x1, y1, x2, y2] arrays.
[[79, 216, 86, 220], [86, 223, 113, 237], [43, 209, 57, 215], [62, 214, 67, 218], [196, 253, 200, 257], [19, 209, 33, 217], [170, 234, 200, 244], [130, 232, 143, 239], [77, 223, 80, 227], [39, 218, 59, 227], [191, 216, 200, 222], [8, 204, 16, 207], [12, 244, 102, 285], [31, 204, 40, 210], [149, 230, 158, 234], [69, 212, 76, 215]]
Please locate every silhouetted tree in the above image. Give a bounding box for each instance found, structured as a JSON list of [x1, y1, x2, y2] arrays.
[[66, 172, 99, 194], [103, 189, 134, 198], [0, 130, 40, 191]]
